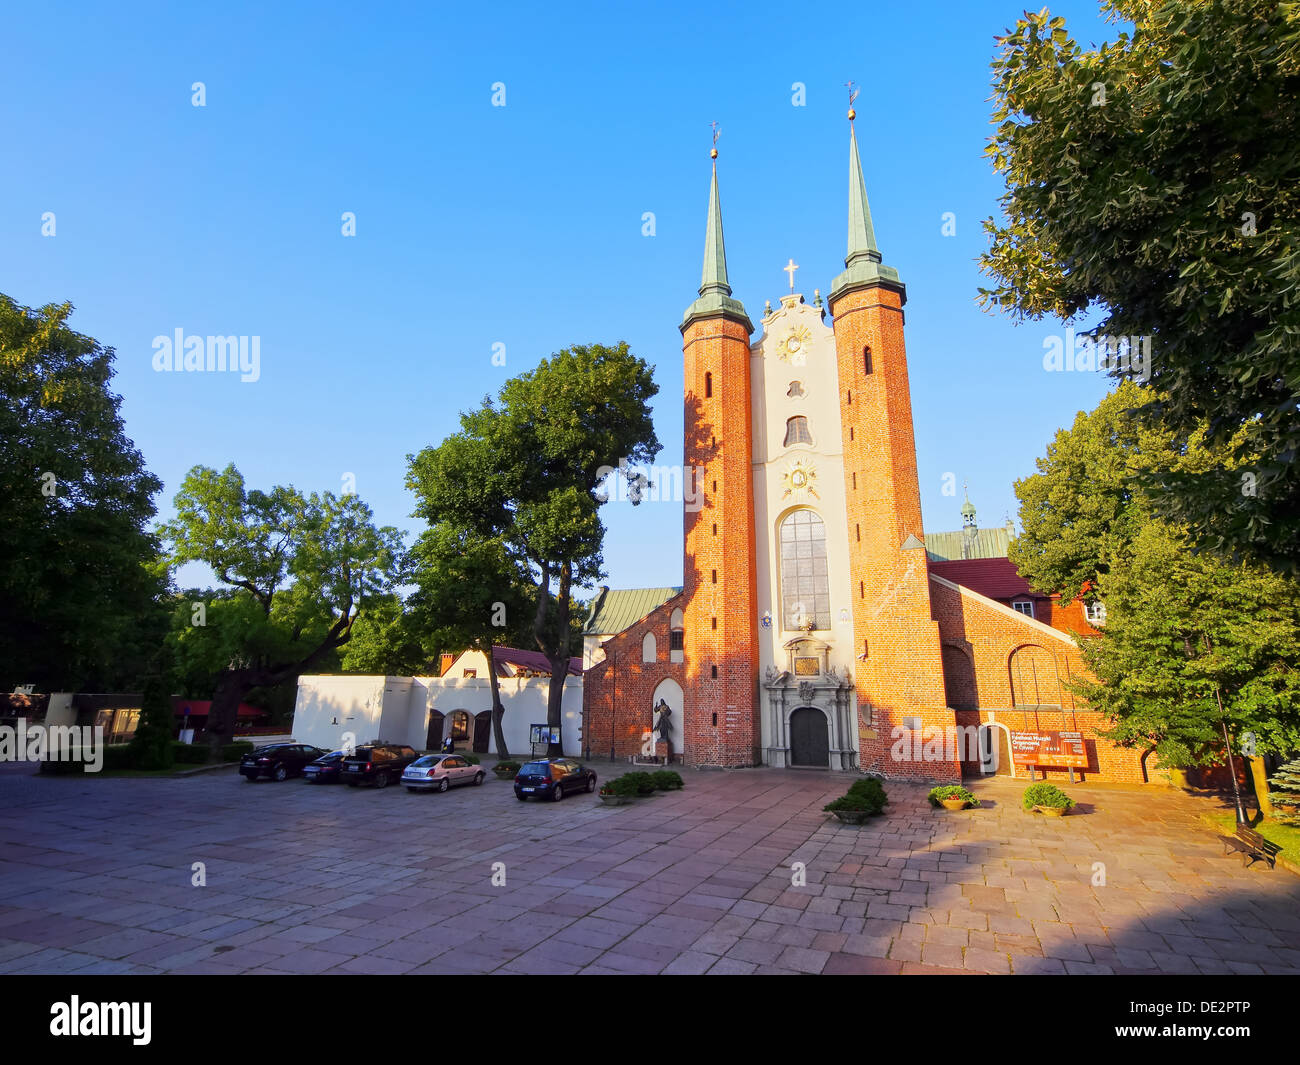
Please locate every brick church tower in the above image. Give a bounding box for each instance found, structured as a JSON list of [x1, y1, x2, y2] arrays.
[[679, 147, 761, 767], [828, 108, 957, 780]]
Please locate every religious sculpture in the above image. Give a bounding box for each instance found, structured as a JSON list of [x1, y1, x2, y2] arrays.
[[653, 699, 674, 759]]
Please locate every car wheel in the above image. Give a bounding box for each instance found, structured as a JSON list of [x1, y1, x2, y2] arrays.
[[474, 772, 484, 786], [437, 777, 449, 793], [552, 781, 564, 802], [373, 772, 389, 789], [585, 776, 596, 793], [274, 765, 287, 782], [515, 793, 527, 802]]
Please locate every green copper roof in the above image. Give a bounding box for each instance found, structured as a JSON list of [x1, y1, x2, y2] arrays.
[[830, 123, 905, 305], [681, 161, 753, 334], [584, 586, 682, 636], [924, 527, 1012, 562]]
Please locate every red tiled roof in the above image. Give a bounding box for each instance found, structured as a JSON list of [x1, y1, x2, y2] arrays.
[[170, 699, 267, 719], [491, 646, 582, 677], [930, 558, 1047, 601]]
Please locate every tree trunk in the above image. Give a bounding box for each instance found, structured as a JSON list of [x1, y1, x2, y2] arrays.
[[486, 645, 510, 760], [1248, 755, 1273, 818], [545, 561, 573, 758], [206, 672, 253, 762]]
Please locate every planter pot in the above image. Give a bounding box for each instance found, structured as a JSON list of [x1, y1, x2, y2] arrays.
[[1034, 804, 1068, 817], [599, 794, 632, 806], [941, 798, 969, 812], [831, 809, 875, 825]]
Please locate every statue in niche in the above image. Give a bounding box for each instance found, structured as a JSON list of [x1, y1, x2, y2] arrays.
[[653, 699, 674, 759]]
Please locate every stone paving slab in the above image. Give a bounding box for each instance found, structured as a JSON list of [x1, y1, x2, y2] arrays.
[[1, 759, 1298, 974]]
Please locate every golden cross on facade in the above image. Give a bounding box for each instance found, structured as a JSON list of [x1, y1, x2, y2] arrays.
[[783, 258, 799, 291]]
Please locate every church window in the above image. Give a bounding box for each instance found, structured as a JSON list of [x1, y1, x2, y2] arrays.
[[670, 608, 685, 660], [787, 381, 804, 398], [864, 346, 873, 374], [642, 632, 657, 662], [779, 510, 831, 630], [1012, 600, 1035, 618], [705, 372, 713, 398], [784, 416, 812, 447]]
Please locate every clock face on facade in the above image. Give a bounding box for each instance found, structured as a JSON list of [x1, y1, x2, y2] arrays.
[[779, 325, 811, 365]]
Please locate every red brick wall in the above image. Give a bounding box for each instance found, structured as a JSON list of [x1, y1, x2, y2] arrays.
[[830, 283, 956, 781], [581, 599, 685, 761], [931, 575, 1147, 784], [681, 316, 761, 767]]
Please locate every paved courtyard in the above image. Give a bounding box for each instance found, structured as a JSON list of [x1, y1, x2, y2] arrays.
[[1, 759, 1297, 975]]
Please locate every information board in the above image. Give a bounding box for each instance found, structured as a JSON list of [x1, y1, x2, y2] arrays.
[[1010, 730, 1088, 768]]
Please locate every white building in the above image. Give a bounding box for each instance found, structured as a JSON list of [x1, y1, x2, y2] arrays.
[[291, 646, 583, 756]]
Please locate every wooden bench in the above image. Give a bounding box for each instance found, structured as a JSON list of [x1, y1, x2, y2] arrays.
[[1220, 824, 1281, 869]]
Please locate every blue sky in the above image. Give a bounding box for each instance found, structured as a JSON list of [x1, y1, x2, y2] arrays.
[[2, 0, 1121, 596]]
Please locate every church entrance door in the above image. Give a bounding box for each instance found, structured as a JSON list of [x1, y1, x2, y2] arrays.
[[789, 707, 829, 768]]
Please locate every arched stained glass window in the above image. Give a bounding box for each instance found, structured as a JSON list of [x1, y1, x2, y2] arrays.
[[779, 510, 831, 630]]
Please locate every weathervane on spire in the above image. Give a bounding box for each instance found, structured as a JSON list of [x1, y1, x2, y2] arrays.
[[710, 121, 720, 159], [845, 81, 859, 121]]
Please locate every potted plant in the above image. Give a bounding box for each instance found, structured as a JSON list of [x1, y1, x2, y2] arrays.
[[492, 759, 521, 780], [624, 771, 657, 797], [1022, 782, 1076, 816], [599, 776, 638, 805], [823, 777, 888, 824], [928, 784, 979, 811]]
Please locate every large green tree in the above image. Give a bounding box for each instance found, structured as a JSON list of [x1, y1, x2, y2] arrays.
[[981, 0, 1300, 572], [407, 342, 660, 756], [339, 594, 435, 676], [160, 465, 405, 758], [0, 295, 168, 691], [1011, 384, 1300, 784]]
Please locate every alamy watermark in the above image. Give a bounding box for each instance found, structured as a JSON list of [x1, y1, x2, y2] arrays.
[[596, 458, 704, 512], [1042, 328, 1151, 384], [152, 329, 260, 382], [0, 719, 104, 772]]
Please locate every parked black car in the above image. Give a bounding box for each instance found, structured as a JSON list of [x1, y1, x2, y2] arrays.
[[240, 743, 329, 782], [513, 758, 597, 802], [302, 750, 348, 784], [342, 744, 420, 788]]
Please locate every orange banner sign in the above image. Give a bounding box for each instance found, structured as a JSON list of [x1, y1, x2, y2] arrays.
[[1010, 730, 1088, 768]]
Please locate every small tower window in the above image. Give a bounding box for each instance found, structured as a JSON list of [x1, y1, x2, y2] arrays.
[[705, 371, 713, 398], [849, 427, 854, 441], [783, 416, 812, 447], [641, 632, 657, 662], [711, 569, 717, 584], [711, 617, 717, 630], [787, 381, 805, 398], [670, 608, 684, 660], [864, 346, 873, 375], [847, 390, 852, 405], [711, 665, 718, 679]]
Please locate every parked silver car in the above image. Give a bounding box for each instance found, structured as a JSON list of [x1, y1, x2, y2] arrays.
[[402, 754, 485, 793]]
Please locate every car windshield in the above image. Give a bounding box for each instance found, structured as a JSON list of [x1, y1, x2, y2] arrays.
[[254, 745, 288, 755], [410, 756, 440, 767], [520, 762, 550, 775]]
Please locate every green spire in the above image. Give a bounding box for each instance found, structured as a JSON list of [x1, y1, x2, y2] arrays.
[[846, 124, 882, 266], [830, 118, 904, 306], [681, 156, 753, 335], [701, 161, 730, 293]]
